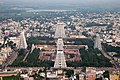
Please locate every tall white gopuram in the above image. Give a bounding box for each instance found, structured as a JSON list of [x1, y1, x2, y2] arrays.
[[19, 31, 28, 49], [54, 38, 67, 68], [55, 22, 66, 38], [94, 34, 102, 50]]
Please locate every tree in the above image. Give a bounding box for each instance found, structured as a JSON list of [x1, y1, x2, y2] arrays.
[[1, 28, 5, 33], [103, 71, 109, 79], [32, 73, 44, 80], [65, 69, 74, 78], [95, 77, 102, 80]]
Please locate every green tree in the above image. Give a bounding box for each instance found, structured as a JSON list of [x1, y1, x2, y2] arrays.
[[65, 69, 74, 78], [103, 71, 109, 79]]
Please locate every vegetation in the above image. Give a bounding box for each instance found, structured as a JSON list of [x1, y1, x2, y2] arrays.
[[10, 49, 27, 67], [85, 22, 107, 27], [3, 75, 22, 80], [28, 36, 54, 41], [30, 73, 44, 80], [65, 69, 74, 78], [27, 36, 56, 45], [103, 71, 110, 79], [103, 43, 120, 57], [95, 77, 103, 80], [67, 48, 112, 67], [80, 48, 112, 67], [25, 48, 54, 67], [65, 38, 94, 48], [67, 61, 81, 67], [11, 48, 54, 67], [26, 48, 40, 63]]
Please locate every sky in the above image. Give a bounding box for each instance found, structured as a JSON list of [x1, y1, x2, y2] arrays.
[[1, 0, 119, 3], [1, 0, 119, 4], [0, 0, 120, 8]]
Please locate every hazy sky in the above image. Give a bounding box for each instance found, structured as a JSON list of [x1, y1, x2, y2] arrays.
[[1, 0, 120, 4], [1, 0, 120, 7]]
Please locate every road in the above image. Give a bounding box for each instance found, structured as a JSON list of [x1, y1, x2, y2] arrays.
[[100, 49, 119, 70], [23, 50, 30, 62]]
